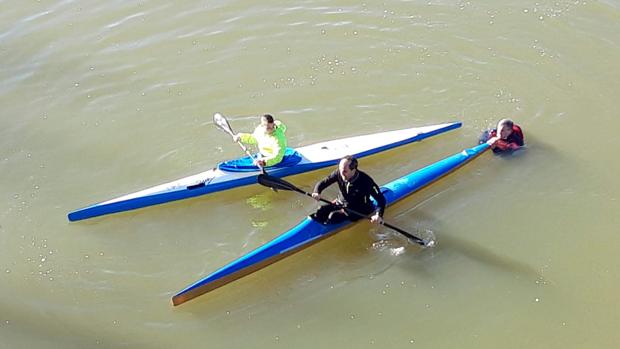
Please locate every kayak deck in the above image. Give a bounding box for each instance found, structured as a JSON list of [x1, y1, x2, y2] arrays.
[[68, 122, 461, 221], [172, 142, 491, 306]]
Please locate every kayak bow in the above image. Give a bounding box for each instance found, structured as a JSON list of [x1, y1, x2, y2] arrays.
[[68, 122, 461, 221], [172, 142, 491, 306]]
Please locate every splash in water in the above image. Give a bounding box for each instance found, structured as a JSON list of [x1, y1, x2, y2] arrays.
[[419, 229, 437, 248]]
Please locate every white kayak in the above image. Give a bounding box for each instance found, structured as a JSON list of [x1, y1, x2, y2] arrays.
[[67, 121, 461, 221]]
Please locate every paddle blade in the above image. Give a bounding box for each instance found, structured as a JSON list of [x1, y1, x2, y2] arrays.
[[419, 229, 437, 248], [213, 112, 235, 137], [257, 174, 299, 192]]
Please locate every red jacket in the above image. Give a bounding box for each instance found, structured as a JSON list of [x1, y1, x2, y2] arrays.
[[489, 125, 524, 153]]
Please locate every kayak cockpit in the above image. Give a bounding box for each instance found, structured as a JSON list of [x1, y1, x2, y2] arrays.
[[217, 148, 302, 172]]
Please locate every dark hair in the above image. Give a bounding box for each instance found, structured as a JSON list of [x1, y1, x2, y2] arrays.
[[342, 155, 358, 170], [498, 119, 513, 129], [262, 114, 274, 124]]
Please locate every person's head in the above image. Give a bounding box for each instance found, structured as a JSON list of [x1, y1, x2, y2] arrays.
[[497, 119, 514, 140], [338, 155, 358, 181], [260, 114, 275, 134]]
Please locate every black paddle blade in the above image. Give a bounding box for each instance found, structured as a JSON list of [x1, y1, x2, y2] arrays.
[[257, 174, 298, 192], [213, 112, 234, 137]]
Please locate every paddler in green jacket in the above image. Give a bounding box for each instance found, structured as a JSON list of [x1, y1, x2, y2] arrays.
[[232, 114, 287, 167]]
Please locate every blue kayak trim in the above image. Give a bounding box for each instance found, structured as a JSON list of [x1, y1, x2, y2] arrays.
[[68, 122, 462, 222], [67, 175, 261, 222], [172, 142, 491, 306]]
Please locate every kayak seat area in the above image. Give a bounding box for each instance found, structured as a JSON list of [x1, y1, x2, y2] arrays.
[[217, 148, 302, 172]]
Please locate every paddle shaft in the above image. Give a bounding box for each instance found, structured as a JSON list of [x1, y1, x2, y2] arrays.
[[214, 113, 266, 174], [235, 140, 264, 169], [279, 179, 426, 246]]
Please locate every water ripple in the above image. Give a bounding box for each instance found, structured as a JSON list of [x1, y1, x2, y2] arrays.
[[104, 12, 146, 30]]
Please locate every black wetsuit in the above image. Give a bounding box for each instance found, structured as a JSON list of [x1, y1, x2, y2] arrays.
[[310, 169, 386, 224]]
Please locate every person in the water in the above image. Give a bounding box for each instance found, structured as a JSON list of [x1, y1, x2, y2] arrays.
[[482, 119, 524, 154]]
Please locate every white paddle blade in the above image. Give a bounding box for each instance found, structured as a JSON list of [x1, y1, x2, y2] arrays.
[[213, 113, 235, 137]]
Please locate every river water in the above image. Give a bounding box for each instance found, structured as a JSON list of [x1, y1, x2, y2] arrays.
[[1, 1, 619, 348]]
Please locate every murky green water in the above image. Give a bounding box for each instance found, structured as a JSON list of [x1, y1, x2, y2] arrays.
[[1, 1, 619, 348]]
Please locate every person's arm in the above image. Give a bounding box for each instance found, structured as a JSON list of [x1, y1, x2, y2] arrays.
[[485, 129, 500, 148], [494, 138, 521, 151], [274, 120, 287, 133], [312, 171, 338, 199], [236, 132, 257, 145], [261, 123, 287, 166], [486, 136, 500, 147], [369, 180, 386, 224], [493, 139, 511, 151], [507, 142, 521, 150], [512, 126, 524, 146]]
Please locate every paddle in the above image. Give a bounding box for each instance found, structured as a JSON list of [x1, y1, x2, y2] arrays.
[[257, 174, 428, 246], [213, 112, 266, 174]]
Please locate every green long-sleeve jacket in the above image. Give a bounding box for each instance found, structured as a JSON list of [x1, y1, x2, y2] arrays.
[[238, 120, 287, 166]]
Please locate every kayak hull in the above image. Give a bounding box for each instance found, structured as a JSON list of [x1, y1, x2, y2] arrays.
[[172, 143, 491, 306], [171, 218, 348, 306], [68, 122, 461, 221]]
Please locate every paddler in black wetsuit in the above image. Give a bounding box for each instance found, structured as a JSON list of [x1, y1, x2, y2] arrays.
[[310, 155, 386, 225]]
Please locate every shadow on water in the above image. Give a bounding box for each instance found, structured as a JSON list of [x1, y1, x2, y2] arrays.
[[387, 174, 548, 285], [437, 234, 545, 282], [496, 135, 587, 188]]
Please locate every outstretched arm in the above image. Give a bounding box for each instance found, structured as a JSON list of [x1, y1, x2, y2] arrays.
[[312, 171, 338, 200]]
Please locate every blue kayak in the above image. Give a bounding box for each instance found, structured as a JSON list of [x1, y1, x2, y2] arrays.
[[172, 142, 491, 306]]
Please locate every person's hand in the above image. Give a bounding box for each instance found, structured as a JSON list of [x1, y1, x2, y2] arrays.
[[370, 213, 383, 225], [509, 142, 520, 151], [232, 134, 240, 142], [254, 159, 266, 167], [311, 192, 321, 200], [486, 136, 499, 147]]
